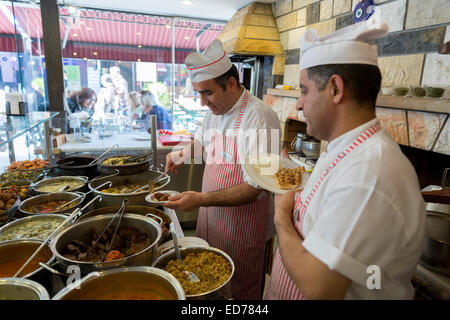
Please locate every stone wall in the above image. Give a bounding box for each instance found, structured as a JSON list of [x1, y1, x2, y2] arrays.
[[263, 0, 450, 155]]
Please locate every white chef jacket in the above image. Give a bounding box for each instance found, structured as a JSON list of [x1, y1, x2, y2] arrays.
[[301, 118, 426, 299], [194, 89, 282, 189]]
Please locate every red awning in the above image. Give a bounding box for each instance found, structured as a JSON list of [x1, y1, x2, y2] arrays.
[[0, 5, 223, 63]]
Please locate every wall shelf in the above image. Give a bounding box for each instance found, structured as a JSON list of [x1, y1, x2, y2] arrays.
[[266, 88, 449, 114]]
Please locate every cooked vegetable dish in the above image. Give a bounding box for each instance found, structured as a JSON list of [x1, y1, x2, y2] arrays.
[[100, 183, 146, 194], [36, 180, 84, 193], [0, 217, 64, 242], [8, 159, 49, 171], [102, 156, 145, 166], [28, 200, 76, 214], [164, 252, 232, 295]]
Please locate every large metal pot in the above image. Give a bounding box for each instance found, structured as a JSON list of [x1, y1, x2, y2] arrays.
[[18, 192, 85, 217], [97, 155, 151, 176], [152, 246, 235, 300], [50, 213, 162, 275], [51, 155, 99, 179], [88, 170, 170, 208], [0, 240, 54, 279], [421, 211, 450, 273], [0, 278, 50, 300], [31, 176, 88, 195], [0, 214, 67, 243], [302, 139, 321, 159], [80, 205, 172, 244], [52, 266, 185, 300]]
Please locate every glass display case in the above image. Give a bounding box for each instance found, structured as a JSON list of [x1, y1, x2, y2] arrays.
[[0, 112, 58, 170]]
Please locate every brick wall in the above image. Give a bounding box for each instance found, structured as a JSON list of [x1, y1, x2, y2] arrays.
[[264, 0, 450, 155]]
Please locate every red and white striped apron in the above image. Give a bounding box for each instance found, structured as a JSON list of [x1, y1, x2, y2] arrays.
[[264, 121, 381, 300], [197, 90, 272, 300]]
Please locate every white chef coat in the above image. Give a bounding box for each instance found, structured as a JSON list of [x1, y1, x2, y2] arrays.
[[301, 118, 426, 299], [194, 89, 282, 188]]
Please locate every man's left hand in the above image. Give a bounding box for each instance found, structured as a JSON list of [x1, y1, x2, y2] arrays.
[[164, 191, 205, 211], [274, 190, 298, 227]]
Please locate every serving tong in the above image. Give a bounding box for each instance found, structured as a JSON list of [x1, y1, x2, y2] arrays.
[[131, 169, 170, 194], [122, 152, 152, 164], [88, 144, 119, 165], [55, 180, 113, 211], [13, 195, 103, 278], [92, 199, 128, 251]]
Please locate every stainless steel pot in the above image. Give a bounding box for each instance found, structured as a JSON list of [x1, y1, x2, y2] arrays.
[[88, 170, 170, 208], [0, 240, 54, 279], [152, 246, 235, 300], [31, 176, 88, 195], [302, 140, 321, 159], [50, 213, 162, 275], [97, 155, 151, 176], [18, 192, 85, 216], [421, 211, 450, 271], [0, 214, 67, 243], [0, 277, 50, 300], [52, 266, 185, 300]]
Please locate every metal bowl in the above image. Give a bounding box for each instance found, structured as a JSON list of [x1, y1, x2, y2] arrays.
[[0, 240, 54, 279], [97, 155, 151, 176], [32, 176, 88, 195], [0, 214, 67, 243], [302, 140, 321, 159], [421, 211, 450, 272], [52, 266, 185, 300], [50, 213, 162, 275], [18, 192, 85, 216], [0, 278, 50, 300], [88, 170, 170, 208], [152, 246, 234, 300]]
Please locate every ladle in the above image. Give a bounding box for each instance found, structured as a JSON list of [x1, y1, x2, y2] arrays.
[[170, 223, 199, 283], [55, 180, 112, 211], [13, 195, 103, 278]]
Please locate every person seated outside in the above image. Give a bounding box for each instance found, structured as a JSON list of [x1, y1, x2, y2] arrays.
[[124, 91, 143, 120], [137, 90, 172, 130], [66, 87, 96, 117]]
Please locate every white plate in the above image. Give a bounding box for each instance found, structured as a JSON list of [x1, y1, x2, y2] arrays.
[[157, 237, 209, 257], [244, 153, 310, 194], [145, 190, 180, 206]]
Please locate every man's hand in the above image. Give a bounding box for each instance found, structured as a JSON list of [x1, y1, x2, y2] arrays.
[[164, 191, 205, 211], [165, 150, 185, 174], [274, 190, 297, 227]]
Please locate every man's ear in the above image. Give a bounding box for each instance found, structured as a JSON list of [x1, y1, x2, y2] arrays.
[[226, 77, 238, 91], [328, 74, 345, 104]]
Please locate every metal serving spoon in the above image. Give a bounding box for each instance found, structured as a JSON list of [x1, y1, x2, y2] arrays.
[[170, 223, 199, 283]]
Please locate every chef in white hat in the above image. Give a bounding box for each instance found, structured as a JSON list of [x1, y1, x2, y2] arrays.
[[264, 14, 425, 300], [165, 39, 282, 299]]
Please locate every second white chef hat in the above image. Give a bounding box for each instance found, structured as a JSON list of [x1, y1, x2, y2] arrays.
[[299, 12, 388, 71]]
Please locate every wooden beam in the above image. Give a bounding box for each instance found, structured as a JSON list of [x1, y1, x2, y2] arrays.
[[40, 0, 65, 119]]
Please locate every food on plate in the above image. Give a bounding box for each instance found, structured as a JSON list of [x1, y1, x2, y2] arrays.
[[61, 226, 150, 262], [164, 251, 232, 295], [101, 156, 145, 166], [8, 159, 49, 171], [0, 217, 64, 242], [275, 166, 305, 189], [153, 192, 170, 202], [251, 155, 280, 176]]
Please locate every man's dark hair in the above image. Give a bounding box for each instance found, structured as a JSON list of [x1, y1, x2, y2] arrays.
[[307, 64, 381, 106], [214, 64, 240, 90]]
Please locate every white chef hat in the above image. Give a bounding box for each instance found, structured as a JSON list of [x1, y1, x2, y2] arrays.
[[185, 39, 233, 82], [299, 12, 388, 71]]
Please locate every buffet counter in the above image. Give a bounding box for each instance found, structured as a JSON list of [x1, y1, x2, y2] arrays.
[[59, 131, 186, 153]]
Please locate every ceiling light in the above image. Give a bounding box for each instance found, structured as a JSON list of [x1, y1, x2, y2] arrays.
[[137, 58, 141, 62], [73, 33, 78, 37], [136, 32, 141, 35], [165, 24, 172, 28], [184, 36, 190, 40], [93, 52, 98, 55], [83, 57, 88, 60], [73, 52, 77, 56], [86, 27, 92, 31], [137, 45, 142, 48], [181, 0, 192, 5]]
